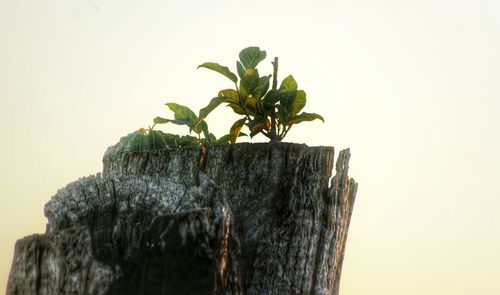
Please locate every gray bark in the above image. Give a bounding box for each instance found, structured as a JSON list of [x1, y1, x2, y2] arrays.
[[7, 143, 357, 295]]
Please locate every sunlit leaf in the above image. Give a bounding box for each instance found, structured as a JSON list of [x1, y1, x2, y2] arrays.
[[286, 112, 325, 127], [292, 90, 306, 116], [218, 89, 239, 103], [189, 119, 209, 135], [198, 62, 237, 83], [229, 118, 246, 144], [239, 47, 266, 69], [280, 75, 298, 91], [166, 103, 198, 123], [245, 95, 260, 116], [240, 68, 260, 97], [199, 96, 226, 120]]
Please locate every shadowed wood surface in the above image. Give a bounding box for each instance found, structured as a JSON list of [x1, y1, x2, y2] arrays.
[[8, 143, 356, 295]]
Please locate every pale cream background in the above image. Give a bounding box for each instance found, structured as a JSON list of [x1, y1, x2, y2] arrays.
[[1, 0, 499, 294]]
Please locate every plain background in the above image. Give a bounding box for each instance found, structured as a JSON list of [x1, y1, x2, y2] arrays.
[[1, 0, 499, 294]]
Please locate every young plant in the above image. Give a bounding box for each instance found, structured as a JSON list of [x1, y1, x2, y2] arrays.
[[153, 103, 239, 145], [196, 46, 324, 143], [118, 127, 199, 151]]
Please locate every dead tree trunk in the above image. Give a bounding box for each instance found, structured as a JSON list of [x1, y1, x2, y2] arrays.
[[7, 143, 357, 295]]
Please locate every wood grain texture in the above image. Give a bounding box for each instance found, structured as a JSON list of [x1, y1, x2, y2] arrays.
[[8, 143, 356, 295]]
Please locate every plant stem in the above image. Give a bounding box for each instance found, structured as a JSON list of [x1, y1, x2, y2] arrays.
[[281, 126, 290, 139], [270, 57, 279, 143], [272, 57, 278, 90]]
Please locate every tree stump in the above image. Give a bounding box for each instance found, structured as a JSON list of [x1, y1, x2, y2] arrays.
[[7, 143, 357, 295]]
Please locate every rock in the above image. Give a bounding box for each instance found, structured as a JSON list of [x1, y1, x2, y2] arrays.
[[7, 143, 357, 295]]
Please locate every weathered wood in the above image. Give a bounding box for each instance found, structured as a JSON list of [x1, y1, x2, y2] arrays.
[[7, 143, 357, 295]]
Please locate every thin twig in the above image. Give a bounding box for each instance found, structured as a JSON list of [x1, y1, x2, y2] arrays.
[[270, 57, 279, 143]]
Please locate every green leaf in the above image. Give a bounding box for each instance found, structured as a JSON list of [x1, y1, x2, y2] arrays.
[[166, 103, 198, 123], [218, 89, 239, 103], [148, 130, 168, 150], [259, 75, 271, 98], [198, 120, 210, 139], [227, 103, 246, 115], [280, 75, 298, 91], [292, 90, 306, 116], [188, 119, 208, 135], [245, 96, 260, 116], [161, 133, 199, 147], [215, 134, 230, 144], [237, 61, 245, 78], [279, 89, 298, 112], [209, 133, 217, 144], [229, 118, 246, 144], [198, 62, 237, 83], [170, 118, 194, 126], [153, 116, 171, 124], [240, 68, 260, 97], [199, 96, 226, 120], [263, 89, 280, 105], [277, 89, 298, 123], [246, 117, 265, 131], [191, 96, 226, 133], [121, 131, 149, 151], [239, 47, 266, 69], [250, 123, 264, 138], [286, 112, 325, 127]]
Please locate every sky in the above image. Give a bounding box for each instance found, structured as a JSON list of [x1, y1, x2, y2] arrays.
[[0, 0, 499, 294]]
